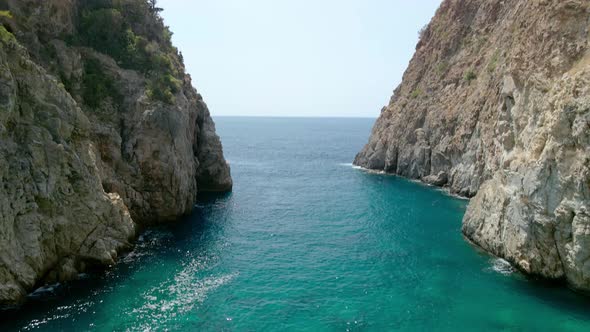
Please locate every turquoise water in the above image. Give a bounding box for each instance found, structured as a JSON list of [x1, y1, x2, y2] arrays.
[[2, 117, 590, 331]]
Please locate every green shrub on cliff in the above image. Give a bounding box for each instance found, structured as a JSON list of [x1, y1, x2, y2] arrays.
[[0, 25, 15, 44], [78, 8, 140, 66], [75, 0, 182, 104], [82, 57, 123, 108], [487, 50, 501, 73], [0, 10, 12, 19], [410, 88, 423, 99], [463, 70, 477, 83], [147, 73, 181, 104]]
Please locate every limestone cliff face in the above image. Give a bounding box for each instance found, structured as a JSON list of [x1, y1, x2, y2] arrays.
[[0, 0, 231, 306], [355, 0, 590, 291]]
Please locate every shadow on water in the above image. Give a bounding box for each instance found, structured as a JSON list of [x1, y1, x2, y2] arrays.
[[467, 244, 590, 320], [0, 193, 233, 330], [167, 191, 233, 242], [360, 169, 590, 320], [196, 190, 233, 203], [509, 272, 590, 318]]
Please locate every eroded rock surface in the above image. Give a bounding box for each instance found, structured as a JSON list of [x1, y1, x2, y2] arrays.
[[355, 0, 590, 290], [0, 0, 231, 306]]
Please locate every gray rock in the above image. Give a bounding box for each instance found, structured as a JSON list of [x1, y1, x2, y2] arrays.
[[0, 0, 232, 306], [423, 171, 448, 186], [0, 38, 136, 306], [356, 0, 590, 290]]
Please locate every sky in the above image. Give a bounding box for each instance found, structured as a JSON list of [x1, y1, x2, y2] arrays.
[[158, 0, 442, 118]]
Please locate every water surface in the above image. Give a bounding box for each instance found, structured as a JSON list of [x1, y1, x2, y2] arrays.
[[2, 117, 589, 331]]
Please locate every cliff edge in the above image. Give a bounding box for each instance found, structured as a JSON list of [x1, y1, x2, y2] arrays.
[[355, 0, 590, 291], [0, 0, 231, 306]]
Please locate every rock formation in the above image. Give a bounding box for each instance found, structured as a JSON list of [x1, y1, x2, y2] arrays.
[[355, 0, 590, 291], [0, 0, 231, 307]]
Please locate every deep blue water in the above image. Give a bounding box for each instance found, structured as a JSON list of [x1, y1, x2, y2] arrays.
[[2, 117, 590, 331]]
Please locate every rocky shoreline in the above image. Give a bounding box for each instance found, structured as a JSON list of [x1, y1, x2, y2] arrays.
[[0, 0, 231, 307], [356, 0, 590, 291]]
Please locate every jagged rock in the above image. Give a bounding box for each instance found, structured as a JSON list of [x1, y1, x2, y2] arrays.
[[423, 171, 448, 186], [355, 0, 590, 290], [0, 0, 231, 307]]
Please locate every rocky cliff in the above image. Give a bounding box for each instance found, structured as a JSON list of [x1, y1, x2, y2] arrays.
[[355, 0, 590, 291], [0, 0, 231, 307]]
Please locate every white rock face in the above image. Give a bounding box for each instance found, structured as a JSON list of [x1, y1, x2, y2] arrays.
[[464, 70, 590, 288], [355, 0, 590, 290]]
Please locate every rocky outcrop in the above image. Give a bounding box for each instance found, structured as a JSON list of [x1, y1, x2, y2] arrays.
[[0, 0, 231, 307], [355, 0, 590, 290]]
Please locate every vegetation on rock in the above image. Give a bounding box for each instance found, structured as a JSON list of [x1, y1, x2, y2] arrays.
[[0, 0, 232, 307], [82, 57, 123, 108], [463, 69, 476, 82], [73, 0, 182, 104]]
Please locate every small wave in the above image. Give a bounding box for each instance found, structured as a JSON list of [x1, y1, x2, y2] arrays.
[[350, 165, 471, 201], [434, 187, 471, 201], [338, 163, 363, 170], [22, 301, 94, 331], [129, 258, 238, 330], [344, 164, 386, 173], [122, 230, 174, 264], [27, 283, 61, 299], [338, 163, 366, 170], [488, 258, 516, 275]]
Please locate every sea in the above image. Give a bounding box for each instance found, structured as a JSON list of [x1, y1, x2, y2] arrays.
[[1, 117, 589, 331]]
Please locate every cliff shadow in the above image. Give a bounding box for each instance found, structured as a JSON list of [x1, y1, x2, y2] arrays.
[[0, 192, 235, 329]]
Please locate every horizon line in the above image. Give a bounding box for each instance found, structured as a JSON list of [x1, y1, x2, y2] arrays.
[[212, 115, 378, 119]]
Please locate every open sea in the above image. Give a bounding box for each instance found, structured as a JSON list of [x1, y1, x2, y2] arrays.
[[1, 117, 590, 331]]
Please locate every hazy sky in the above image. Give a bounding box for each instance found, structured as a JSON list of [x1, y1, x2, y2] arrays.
[[158, 0, 441, 118]]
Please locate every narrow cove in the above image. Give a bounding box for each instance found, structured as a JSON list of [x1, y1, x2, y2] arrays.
[[2, 117, 589, 331]]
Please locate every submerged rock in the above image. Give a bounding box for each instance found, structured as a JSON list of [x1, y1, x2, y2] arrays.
[[0, 0, 231, 306], [355, 0, 590, 290]]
